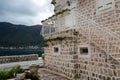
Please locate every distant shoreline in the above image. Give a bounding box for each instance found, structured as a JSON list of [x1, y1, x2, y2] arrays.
[[0, 49, 42, 57]]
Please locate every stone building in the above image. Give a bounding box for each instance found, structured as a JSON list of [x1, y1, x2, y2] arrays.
[[41, 0, 120, 80]]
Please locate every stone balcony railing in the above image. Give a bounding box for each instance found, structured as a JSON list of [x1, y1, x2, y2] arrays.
[[41, 25, 78, 40]]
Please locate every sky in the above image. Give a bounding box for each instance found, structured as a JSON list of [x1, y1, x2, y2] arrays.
[[0, 0, 54, 25]]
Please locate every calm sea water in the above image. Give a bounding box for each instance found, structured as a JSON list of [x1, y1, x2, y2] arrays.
[[0, 49, 42, 57]]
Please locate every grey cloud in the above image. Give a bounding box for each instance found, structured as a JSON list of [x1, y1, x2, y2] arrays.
[[0, 0, 37, 16], [0, 0, 54, 25]]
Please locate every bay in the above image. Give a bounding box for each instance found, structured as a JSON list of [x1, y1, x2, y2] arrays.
[[0, 49, 42, 57]]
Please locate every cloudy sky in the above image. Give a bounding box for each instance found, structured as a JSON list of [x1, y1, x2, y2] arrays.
[[0, 0, 54, 25]]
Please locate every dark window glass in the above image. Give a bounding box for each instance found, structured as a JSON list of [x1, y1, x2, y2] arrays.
[[80, 47, 88, 55], [54, 47, 59, 53]]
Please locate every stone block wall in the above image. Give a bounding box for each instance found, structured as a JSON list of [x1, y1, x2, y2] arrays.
[[75, 1, 120, 79], [75, 30, 120, 80], [44, 28, 120, 80], [43, 0, 120, 80], [0, 54, 38, 64], [77, 0, 120, 36], [44, 29, 79, 79]]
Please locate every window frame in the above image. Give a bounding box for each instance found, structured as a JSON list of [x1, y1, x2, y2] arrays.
[[54, 47, 59, 53], [53, 45, 61, 54], [78, 45, 90, 57], [96, 0, 115, 14], [80, 47, 89, 55]]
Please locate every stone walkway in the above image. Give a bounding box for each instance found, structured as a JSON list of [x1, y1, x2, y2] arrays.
[[0, 59, 43, 69], [38, 68, 69, 80]]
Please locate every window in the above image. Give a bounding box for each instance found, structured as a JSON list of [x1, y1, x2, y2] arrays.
[[53, 45, 60, 54], [65, 14, 73, 28], [80, 47, 88, 55], [96, 0, 115, 13], [104, 0, 113, 9], [97, 0, 104, 11], [54, 47, 59, 53], [78, 45, 90, 57], [65, 10, 76, 29]]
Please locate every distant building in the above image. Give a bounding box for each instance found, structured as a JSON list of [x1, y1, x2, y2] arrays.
[[42, 0, 120, 80]]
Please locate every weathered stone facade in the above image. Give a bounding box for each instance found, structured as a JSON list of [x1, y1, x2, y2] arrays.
[[0, 54, 38, 64], [42, 0, 120, 80]]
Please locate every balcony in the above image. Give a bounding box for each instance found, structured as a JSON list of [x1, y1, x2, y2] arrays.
[[41, 24, 78, 41], [41, 7, 77, 39], [41, 25, 55, 36]]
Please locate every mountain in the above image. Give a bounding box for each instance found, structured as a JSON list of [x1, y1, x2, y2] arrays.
[[0, 22, 44, 47]]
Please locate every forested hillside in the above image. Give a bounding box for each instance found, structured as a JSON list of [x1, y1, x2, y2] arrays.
[[0, 22, 43, 47]]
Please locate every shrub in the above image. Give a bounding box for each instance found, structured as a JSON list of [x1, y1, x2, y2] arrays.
[[31, 72, 39, 80], [0, 65, 24, 80], [0, 70, 7, 80], [25, 71, 32, 79], [25, 71, 39, 80], [13, 65, 24, 74]]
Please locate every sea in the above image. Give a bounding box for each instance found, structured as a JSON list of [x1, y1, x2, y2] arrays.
[[0, 49, 42, 57]]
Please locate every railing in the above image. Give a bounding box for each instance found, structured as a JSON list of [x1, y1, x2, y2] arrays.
[[77, 13, 120, 63], [41, 25, 77, 36], [41, 25, 55, 36]]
